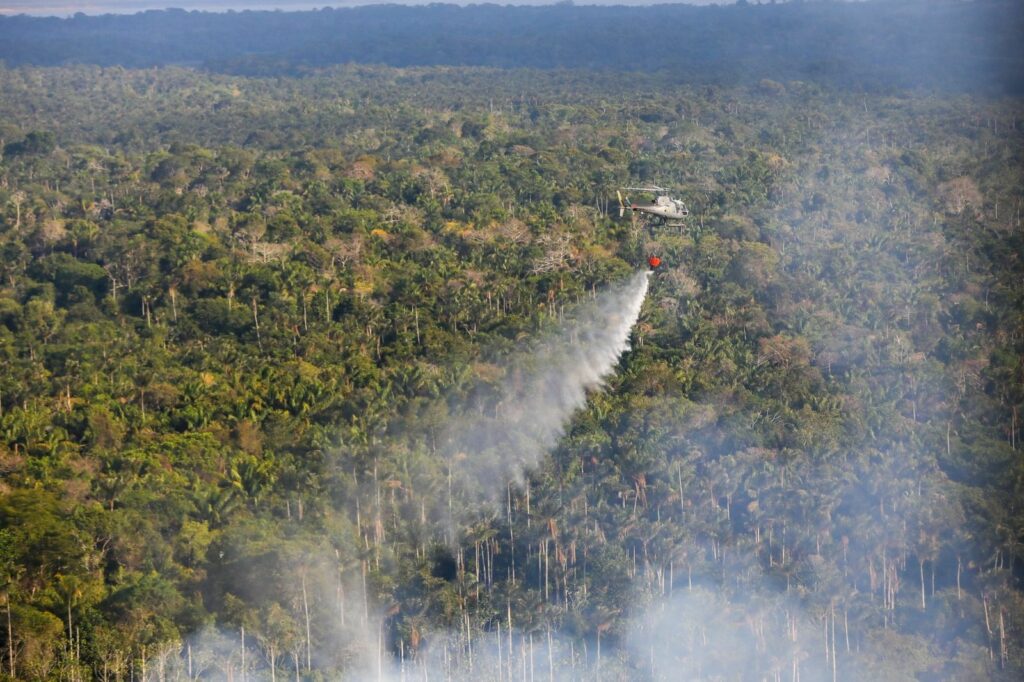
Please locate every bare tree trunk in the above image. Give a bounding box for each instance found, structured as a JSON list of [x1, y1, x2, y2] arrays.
[[526, 482, 530, 529], [301, 571, 311, 671], [844, 608, 850, 653], [831, 605, 837, 682], [466, 610, 474, 674], [376, 619, 383, 682], [67, 599, 74, 665], [507, 601, 514, 682], [1012, 406, 1017, 451], [252, 298, 263, 352], [983, 595, 993, 660], [999, 608, 1007, 669], [547, 626, 553, 682], [529, 632, 534, 682], [6, 594, 14, 678], [362, 561, 369, 626], [823, 614, 829, 670], [919, 558, 926, 609]]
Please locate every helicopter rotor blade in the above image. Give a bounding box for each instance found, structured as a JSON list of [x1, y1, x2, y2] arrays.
[[623, 185, 671, 193]]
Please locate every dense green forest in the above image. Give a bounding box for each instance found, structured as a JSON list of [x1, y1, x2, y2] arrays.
[[0, 2, 1022, 93], [0, 6, 1023, 680]]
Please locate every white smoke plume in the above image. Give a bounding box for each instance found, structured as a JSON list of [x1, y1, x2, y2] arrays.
[[441, 270, 650, 512], [141, 272, 653, 680]]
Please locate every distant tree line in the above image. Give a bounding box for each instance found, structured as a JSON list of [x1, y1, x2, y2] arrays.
[[0, 1, 1021, 93]]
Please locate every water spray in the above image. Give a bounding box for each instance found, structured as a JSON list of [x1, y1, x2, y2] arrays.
[[442, 270, 651, 515]]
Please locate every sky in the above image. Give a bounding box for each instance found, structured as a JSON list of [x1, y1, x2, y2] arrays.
[[1, 0, 732, 17]]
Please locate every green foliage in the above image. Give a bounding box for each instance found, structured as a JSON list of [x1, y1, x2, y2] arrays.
[[0, 60, 1020, 679], [3, 131, 56, 158]]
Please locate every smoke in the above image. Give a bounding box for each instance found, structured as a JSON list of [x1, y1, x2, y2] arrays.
[[439, 270, 650, 519], [144, 197, 1003, 680], [139, 271, 652, 680], [598, 92, 1015, 682]]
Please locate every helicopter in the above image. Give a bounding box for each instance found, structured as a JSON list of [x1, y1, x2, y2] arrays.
[[617, 186, 689, 227], [615, 185, 688, 270]]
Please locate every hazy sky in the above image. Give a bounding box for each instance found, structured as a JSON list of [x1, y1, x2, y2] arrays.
[[1, 0, 732, 17]]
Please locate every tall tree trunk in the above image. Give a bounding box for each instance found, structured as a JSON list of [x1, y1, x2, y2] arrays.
[[919, 558, 926, 609], [241, 626, 246, 682], [831, 605, 837, 682], [983, 595, 993, 660], [6, 595, 14, 679], [999, 608, 1007, 669], [67, 599, 73, 663], [252, 298, 263, 352], [301, 571, 311, 671]]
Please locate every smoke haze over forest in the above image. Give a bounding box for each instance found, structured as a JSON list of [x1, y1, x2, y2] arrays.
[[0, 0, 1021, 679]]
